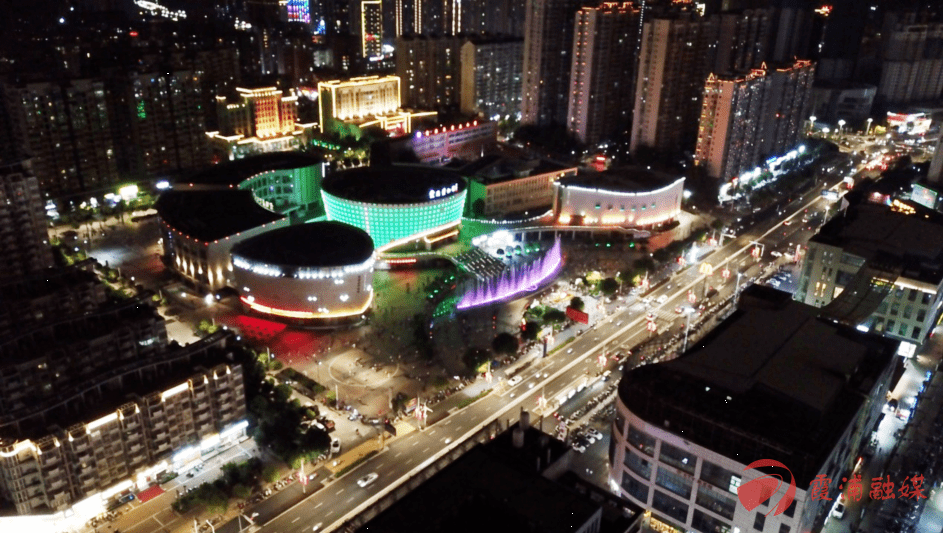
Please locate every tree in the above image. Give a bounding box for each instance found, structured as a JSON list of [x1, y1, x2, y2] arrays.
[[711, 219, 725, 230], [462, 347, 491, 372], [471, 198, 485, 217], [492, 332, 519, 356], [274, 384, 293, 404], [600, 277, 619, 295], [232, 484, 252, 500], [569, 297, 585, 311], [542, 308, 567, 324], [521, 321, 541, 341]]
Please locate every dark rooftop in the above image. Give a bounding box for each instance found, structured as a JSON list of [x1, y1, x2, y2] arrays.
[[618, 285, 898, 486], [461, 155, 575, 185], [231, 222, 374, 268], [155, 190, 285, 242], [812, 200, 942, 282], [322, 164, 467, 204], [560, 166, 683, 193], [359, 420, 602, 533], [181, 153, 323, 188]]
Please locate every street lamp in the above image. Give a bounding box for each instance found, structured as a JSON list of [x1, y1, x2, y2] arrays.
[[837, 119, 846, 135], [682, 307, 695, 353], [809, 115, 817, 134], [866, 118, 873, 135]]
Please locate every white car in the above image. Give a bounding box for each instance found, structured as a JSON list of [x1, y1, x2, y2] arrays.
[[571, 442, 586, 453], [587, 429, 604, 441], [356, 473, 379, 487], [330, 438, 341, 453], [831, 502, 846, 519], [507, 375, 523, 387], [657, 295, 668, 304]]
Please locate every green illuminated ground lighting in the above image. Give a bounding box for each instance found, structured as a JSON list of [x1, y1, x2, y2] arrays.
[[322, 190, 467, 251]]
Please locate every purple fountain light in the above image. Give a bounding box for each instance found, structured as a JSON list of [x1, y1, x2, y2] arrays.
[[457, 237, 562, 310]]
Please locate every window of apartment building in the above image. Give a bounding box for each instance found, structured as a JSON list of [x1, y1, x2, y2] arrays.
[[696, 484, 737, 520], [891, 303, 900, 316], [912, 326, 922, 339], [908, 288, 918, 301], [886, 320, 896, 333], [917, 309, 927, 322], [627, 424, 656, 456], [622, 471, 649, 503], [691, 510, 731, 533], [653, 490, 689, 524], [921, 292, 932, 305], [876, 301, 888, 314], [899, 323, 908, 337], [783, 499, 797, 517], [779, 522, 791, 532], [659, 442, 695, 475], [625, 448, 653, 480], [895, 287, 905, 300], [656, 466, 693, 498], [754, 512, 766, 531], [903, 305, 913, 320], [700, 460, 740, 493]]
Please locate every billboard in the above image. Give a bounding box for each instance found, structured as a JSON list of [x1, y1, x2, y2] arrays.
[[887, 112, 931, 135], [911, 184, 939, 210], [566, 306, 589, 324]]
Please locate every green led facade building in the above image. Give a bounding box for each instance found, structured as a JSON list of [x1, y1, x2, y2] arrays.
[[321, 165, 468, 250]]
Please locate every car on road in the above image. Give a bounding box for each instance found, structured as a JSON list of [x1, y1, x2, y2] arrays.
[[567, 348, 574, 354], [885, 398, 898, 413], [674, 306, 683, 314], [331, 438, 341, 453], [831, 502, 846, 519], [508, 375, 523, 387], [587, 429, 603, 441], [571, 442, 586, 453], [357, 473, 379, 487]]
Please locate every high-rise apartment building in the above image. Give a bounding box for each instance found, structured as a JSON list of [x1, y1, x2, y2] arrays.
[[629, 12, 719, 157], [460, 36, 524, 120], [465, 0, 527, 36], [361, 0, 384, 59], [0, 160, 54, 282], [117, 71, 209, 179], [714, 8, 771, 74], [694, 70, 769, 181], [5, 79, 119, 198], [877, 22, 943, 106], [396, 34, 465, 110], [694, 59, 814, 181], [521, 0, 585, 127], [566, 2, 640, 145]]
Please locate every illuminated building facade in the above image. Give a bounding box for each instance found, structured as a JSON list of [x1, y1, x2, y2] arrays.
[[0, 160, 54, 281], [695, 60, 815, 181], [553, 170, 684, 228], [321, 165, 467, 251], [0, 333, 246, 516], [286, 0, 311, 23], [157, 153, 326, 291], [610, 287, 897, 533], [360, 0, 383, 59], [521, 0, 585, 127], [566, 2, 639, 145], [463, 156, 577, 217], [395, 34, 464, 110], [317, 76, 435, 136], [232, 222, 375, 323], [794, 202, 943, 350], [208, 87, 311, 161], [397, 120, 497, 164], [878, 21, 943, 106]]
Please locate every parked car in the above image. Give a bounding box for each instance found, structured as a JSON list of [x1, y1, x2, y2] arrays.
[[508, 375, 523, 387], [331, 438, 341, 453]]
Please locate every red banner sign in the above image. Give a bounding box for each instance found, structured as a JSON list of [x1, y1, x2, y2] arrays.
[[566, 307, 589, 324]]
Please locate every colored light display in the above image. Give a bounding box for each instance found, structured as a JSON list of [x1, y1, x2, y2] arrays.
[[321, 190, 466, 250], [458, 238, 562, 310], [287, 0, 311, 24]]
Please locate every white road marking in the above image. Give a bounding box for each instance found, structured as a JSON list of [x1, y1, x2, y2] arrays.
[[335, 487, 344, 496], [422, 446, 431, 453], [375, 463, 384, 469], [292, 517, 300, 524]]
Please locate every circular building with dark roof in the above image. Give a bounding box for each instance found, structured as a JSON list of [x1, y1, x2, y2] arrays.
[[321, 165, 468, 250], [230, 222, 375, 322]]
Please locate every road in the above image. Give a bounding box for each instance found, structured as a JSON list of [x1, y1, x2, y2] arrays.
[[250, 165, 852, 533]]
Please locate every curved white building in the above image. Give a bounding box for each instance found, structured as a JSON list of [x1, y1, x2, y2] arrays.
[[231, 222, 375, 323], [553, 169, 684, 228]]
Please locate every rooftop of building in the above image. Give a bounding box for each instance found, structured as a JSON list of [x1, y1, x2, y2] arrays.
[[155, 190, 285, 242], [231, 222, 374, 268], [460, 155, 575, 185], [322, 164, 467, 204], [0, 265, 100, 303], [618, 285, 899, 486], [180, 153, 323, 188], [359, 418, 602, 533], [559, 166, 684, 193], [812, 198, 942, 283]]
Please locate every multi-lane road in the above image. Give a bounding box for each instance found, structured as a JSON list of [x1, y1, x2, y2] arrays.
[[253, 169, 851, 533]]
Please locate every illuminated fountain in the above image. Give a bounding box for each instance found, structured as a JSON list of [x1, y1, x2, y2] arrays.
[[458, 237, 562, 310]]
